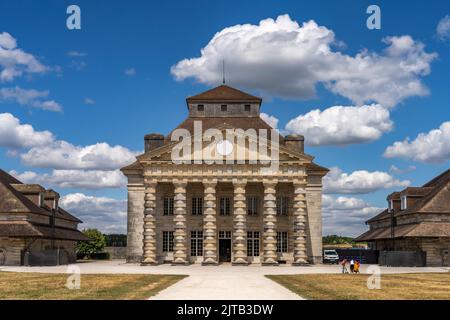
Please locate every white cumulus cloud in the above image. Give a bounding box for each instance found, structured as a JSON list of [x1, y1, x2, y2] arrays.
[[10, 169, 127, 189], [384, 121, 450, 163], [20, 141, 138, 170], [0, 87, 62, 112], [171, 14, 436, 107], [0, 113, 54, 149], [285, 104, 393, 146], [437, 15, 450, 41], [0, 32, 48, 82], [60, 193, 126, 233], [260, 112, 279, 129], [322, 195, 383, 236], [324, 167, 410, 194]]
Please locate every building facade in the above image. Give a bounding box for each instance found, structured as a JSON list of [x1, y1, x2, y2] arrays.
[[356, 169, 450, 266], [0, 170, 88, 266], [121, 85, 328, 265]]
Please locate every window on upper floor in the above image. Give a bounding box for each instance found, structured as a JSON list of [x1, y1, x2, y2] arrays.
[[197, 104, 204, 112], [192, 197, 203, 215], [219, 197, 231, 216], [221, 104, 227, 112], [163, 197, 174, 215], [247, 197, 258, 216], [400, 195, 407, 210], [244, 104, 251, 112], [276, 196, 289, 216]]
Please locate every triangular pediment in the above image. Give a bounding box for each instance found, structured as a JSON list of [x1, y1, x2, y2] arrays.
[[137, 124, 313, 164]]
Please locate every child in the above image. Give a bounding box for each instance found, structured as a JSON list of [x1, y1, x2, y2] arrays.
[[354, 260, 360, 274], [350, 259, 355, 273]]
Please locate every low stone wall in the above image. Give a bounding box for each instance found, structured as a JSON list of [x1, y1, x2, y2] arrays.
[[104, 246, 127, 259]]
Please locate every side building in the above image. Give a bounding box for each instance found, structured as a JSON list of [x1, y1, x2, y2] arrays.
[[0, 169, 89, 266], [356, 169, 450, 266]]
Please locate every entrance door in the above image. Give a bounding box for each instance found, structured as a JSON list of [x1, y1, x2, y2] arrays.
[[219, 239, 231, 262]]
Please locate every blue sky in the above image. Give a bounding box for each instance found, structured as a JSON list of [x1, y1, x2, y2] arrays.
[[0, 0, 449, 236]]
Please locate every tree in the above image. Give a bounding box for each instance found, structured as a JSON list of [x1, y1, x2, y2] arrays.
[[77, 229, 106, 258]]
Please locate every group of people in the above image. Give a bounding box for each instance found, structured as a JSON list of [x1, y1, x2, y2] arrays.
[[340, 258, 360, 274]]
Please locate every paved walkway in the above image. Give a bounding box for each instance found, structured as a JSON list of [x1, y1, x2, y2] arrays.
[[2, 260, 448, 300]]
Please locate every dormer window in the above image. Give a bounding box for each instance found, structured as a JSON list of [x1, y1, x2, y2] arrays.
[[38, 193, 44, 207], [388, 200, 394, 213], [401, 195, 407, 210], [197, 104, 204, 112], [221, 104, 227, 112], [244, 104, 251, 112]]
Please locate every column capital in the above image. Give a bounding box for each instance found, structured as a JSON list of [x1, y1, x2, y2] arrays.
[[143, 178, 157, 186], [232, 179, 247, 187], [202, 179, 218, 187], [172, 179, 188, 188], [262, 180, 278, 188]]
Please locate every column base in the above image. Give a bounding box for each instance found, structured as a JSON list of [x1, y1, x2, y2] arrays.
[[292, 262, 310, 266], [261, 262, 279, 266], [140, 261, 158, 266], [201, 261, 219, 266], [232, 261, 249, 266]]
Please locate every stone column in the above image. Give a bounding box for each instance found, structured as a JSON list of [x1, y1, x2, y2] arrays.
[[293, 182, 308, 265], [202, 180, 218, 265], [232, 179, 248, 265], [142, 180, 157, 265], [262, 180, 278, 265], [173, 180, 188, 265]]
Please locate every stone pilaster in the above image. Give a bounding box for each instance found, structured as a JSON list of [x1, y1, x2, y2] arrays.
[[202, 180, 218, 265], [173, 180, 188, 265], [262, 181, 278, 265], [232, 180, 248, 265], [293, 182, 308, 265], [142, 180, 157, 265]]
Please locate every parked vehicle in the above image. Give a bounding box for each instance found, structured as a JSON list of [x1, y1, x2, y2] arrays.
[[323, 249, 339, 264]]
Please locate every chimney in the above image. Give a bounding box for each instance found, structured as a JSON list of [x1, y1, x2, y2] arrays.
[[144, 133, 165, 153], [285, 134, 304, 153]]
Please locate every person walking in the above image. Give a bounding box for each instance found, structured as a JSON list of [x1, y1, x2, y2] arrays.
[[340, 259, 348, 274], [350, 259, 355, 273]]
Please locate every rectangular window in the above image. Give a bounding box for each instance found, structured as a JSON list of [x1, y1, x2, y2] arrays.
[[247, 231, 260, 256], [247, 197, 258, 216], [190, 231, 203, 256], [401, 196, 407, 210], [221, 104, 227, 112], [277, 232, 288, 253], [162, 231, 174, 252], [244, 104, 251, 112], [220, 197, 231, 216], [192, 197, 203, 215], [197, 104, 204, 111], [163, 197, 174, 215], [276, 196, 288, 216]]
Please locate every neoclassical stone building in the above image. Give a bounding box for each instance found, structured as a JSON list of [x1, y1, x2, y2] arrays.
[[121, 85, 328, 265]]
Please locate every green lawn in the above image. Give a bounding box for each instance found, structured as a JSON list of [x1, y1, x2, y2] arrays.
[[267, 273, 450, 300], [0, 272, 186, 300]]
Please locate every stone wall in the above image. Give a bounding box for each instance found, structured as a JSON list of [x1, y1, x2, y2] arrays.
[[126, 174, 145, 263], [0, 237, 25, 266]]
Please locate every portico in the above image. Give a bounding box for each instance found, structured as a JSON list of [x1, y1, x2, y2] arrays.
[[121, 85, 328, 266]]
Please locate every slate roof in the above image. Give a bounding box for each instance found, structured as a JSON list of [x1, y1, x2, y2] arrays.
[[355, 222, 450, 241], [186, 85, 262, 103], [0, 169, 87, 240]]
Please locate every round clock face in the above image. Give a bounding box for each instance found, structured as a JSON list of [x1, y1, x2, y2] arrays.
[[216, 139, 233, 156]]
